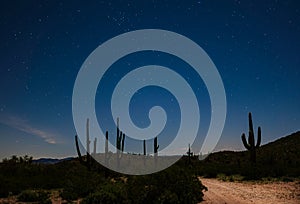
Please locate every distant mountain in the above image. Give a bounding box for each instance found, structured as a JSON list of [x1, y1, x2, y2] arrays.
[[32, 157, 74, 164]]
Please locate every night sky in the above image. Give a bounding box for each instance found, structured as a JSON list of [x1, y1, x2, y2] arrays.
[[0, 0, 299, 159]]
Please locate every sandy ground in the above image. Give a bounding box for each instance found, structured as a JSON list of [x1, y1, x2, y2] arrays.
[[200, 178, 300, 204], [1, 179, 299, 203]]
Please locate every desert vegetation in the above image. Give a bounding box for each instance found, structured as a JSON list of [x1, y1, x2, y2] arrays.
[[0, 113, 299, 203], [0, 155, 206, 203]]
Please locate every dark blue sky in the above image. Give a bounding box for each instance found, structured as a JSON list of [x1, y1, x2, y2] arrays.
[[0, 0, 299, 159]]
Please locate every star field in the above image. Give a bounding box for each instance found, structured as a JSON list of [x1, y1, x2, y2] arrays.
[[0, 0, 299, 159]]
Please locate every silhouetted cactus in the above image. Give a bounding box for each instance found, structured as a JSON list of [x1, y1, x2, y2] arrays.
[[75, 136, 92, 169], [143, 140, 146, 156], [116, 118, 125, 168], [116, 118, 125, 153], [154, 137, 159, 166], [105, 130, 108, 165], [93, 138, 97, 158], [121, 133, 125, 152], [241, 112, 261, 163], [154, 137, 159, 154], [143, 139, 146, 166], [74, 118, 92, 170], [187, 144, 193, 164]]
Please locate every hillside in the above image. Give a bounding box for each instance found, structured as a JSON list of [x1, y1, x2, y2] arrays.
[[197, 131, 300, 178]]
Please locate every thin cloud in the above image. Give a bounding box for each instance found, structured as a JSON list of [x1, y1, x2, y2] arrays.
[[0, 115, 59, 144]]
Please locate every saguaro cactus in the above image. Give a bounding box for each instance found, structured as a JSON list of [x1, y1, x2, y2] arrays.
[[93, 138, 97, 158], [116, 118, 125, 168], [121, 133, 125, 152], [116, 118, 124, 151], [75, 119, 97, 170], [143, 140, 146, 156], [74, 119, 92, 169], [143, 139, 146, 166], [105, 130, 108, 165], [154, 137, 159, 154], [116, 132, 125, 153], [154, 137, 159, 166], [187, 144, 193, 164], [241, 112, 261, 163]]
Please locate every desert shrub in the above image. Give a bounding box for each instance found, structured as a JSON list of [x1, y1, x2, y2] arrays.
[[157, 190, 179, 204], [201, 165, 220, 178], [281, 176, 294, 182], [126, 165, 205, 204], [1, 156, 206, 203], [230, 174, 244, 181], [80, 164, 206, 204], [81, 181, 127, 204], [60, 165, 101, 201], [216, 173, 227, 181], [81, 191, 117, 204], [17, 190, 50, 204], [217, 173, 244, 182]]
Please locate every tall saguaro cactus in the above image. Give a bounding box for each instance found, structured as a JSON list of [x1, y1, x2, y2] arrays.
[[93, 138, 97, 158], [143, 139, 146, 166], [105, 130, 109, 165], [143, 140, 146, 156], [154, 137, 159, 154], [116, 118, 125, 153], [187, 144, 193, 164], [74, 118, 92, 169], [121, 133, 125, 152], [241, 112, 261, 163], [154, 137, 159, 166]]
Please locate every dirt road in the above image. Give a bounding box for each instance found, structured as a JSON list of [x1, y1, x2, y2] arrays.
[[200, 178, 300, 204]]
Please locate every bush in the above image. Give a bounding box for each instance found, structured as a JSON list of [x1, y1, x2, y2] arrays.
[[80, 164, 206, 204], [158, 190, 179, 204], [17, 190, 51, 204], [81, 179, 127, 204], [217, 173, 244, 182], [126, 165, 206, 204], [60, 164, 102, 201], [216, 173, 227, 181]]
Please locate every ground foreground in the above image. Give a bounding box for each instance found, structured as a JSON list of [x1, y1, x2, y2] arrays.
[[200, 178, 300, 204]]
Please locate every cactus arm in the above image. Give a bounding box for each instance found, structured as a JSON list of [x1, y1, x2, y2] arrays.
[[256, 127, 261, 147], [241, 133, 251, 150]]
